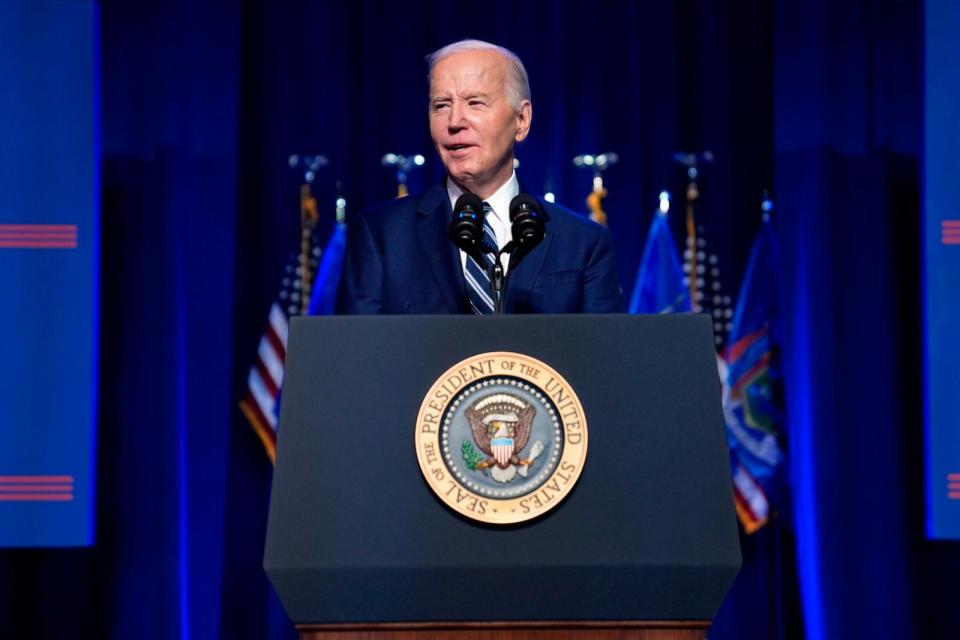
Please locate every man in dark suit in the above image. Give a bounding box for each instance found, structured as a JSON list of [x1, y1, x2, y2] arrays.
[[336, 39, 623, 314]]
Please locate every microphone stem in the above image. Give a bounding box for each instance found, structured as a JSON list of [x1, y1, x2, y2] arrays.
[[489, 242, 516, 315], [492, 259, 504, 315]]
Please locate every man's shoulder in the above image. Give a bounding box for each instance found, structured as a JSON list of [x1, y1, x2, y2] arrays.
[[540, 200, 606, 241], [349, 184, 448, 228]]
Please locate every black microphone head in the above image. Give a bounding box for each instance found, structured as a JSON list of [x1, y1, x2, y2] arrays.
[[449, 192, 486, 252], [454, 192, 484, 214], [508, 193, 546, 249]]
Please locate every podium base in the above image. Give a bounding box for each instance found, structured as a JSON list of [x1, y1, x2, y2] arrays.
[[298, 621, 709, 640]]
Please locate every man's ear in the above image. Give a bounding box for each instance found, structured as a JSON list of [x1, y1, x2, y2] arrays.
[[515, 100, 532, 142]]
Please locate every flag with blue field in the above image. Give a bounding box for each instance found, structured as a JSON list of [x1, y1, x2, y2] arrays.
[[307, 222, 347, 315], [722, 214, 785, 533], [629, 206, 691, 314]]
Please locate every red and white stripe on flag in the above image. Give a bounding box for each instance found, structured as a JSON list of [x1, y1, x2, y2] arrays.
[[732, 462, 769, 534], [239, 303, 289, 463]]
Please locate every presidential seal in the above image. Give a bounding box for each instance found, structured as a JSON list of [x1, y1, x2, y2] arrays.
[[414, 351, 588, 525]]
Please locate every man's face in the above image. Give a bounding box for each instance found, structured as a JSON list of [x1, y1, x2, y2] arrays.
[[429, 50, 532, 199]]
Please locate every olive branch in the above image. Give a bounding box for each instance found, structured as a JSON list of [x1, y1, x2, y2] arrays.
[[461, 440, 484, 471]]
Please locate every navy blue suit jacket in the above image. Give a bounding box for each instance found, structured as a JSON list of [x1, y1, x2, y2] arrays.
[[335, 183, 624, 314]]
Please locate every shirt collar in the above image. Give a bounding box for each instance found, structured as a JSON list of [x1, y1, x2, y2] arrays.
[[445, 171, 520, 225]]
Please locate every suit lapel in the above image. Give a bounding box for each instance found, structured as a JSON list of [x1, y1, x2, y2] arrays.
[[415, 184, 466, 313], [503, 192, 552, 311], [504, 231, 551, 311]]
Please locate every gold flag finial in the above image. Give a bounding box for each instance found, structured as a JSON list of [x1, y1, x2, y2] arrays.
[[382, 153, 425, 198], [288, 154, 328, 314], [573, 153, 618, 227], [672, 151, 714, 312]]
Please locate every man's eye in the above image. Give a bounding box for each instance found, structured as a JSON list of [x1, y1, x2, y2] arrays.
[[433, 102, 450, 111], [468, 100, 485, 107]]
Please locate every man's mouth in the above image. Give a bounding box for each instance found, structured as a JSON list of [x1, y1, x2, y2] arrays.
[[447, 144, 473, 151]]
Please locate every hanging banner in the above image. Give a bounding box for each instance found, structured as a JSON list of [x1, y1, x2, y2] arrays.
[[0, 1, 99, 546], [925, 0, 960, 540]]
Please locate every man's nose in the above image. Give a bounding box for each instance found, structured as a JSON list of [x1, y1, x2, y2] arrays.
[[448, 101, 467, 130]]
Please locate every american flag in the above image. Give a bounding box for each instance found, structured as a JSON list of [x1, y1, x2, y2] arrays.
[[683, 222, 734, 347], [239, 238, 322, 463]]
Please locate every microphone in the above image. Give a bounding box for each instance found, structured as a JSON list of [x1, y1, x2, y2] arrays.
[[449, 193, 491, 259], [508, 193, 546, 250]]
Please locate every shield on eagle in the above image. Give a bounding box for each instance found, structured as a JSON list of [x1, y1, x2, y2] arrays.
[[491, 436, 515, 467]]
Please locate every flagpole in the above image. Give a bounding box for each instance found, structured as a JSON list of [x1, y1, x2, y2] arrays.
[[673, 151, 714, 312], [288, 154, 328, 314], [573, 152, 618, 227], [335, 181, 347, 225], [685, 173, 699, 310], [382, 153, 425, 198]]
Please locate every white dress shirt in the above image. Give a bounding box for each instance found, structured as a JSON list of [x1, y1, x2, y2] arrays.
[[446, 171, 519, 274]]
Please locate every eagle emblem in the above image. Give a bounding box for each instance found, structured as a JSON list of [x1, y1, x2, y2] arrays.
[[463, 393, 544, 484]]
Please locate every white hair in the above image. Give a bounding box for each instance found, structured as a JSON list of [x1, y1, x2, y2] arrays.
[[426, 39, 531, 110]]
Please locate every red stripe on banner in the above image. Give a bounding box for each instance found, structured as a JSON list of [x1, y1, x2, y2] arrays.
[[0, 232, 77, 239], [949, 492, 960, 500], [947, 473, 960, 481], [0, 224, 77, 231], [0, 485, 73, 492], [0, 224, 78, 248], [265, 325, 286, 362], [0, 494, 73, 502], [254, 358, 280, 397], [0, 475, 74, 483], [944, 221, 960, 245], [0, 240, 78, 248], [948, 482, 960, 490]]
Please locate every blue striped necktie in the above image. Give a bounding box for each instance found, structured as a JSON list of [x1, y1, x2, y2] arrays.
[[465, 201, 498, 315]]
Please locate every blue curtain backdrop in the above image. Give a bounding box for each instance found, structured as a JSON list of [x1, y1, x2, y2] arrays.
[[2, 0, 958, 638]]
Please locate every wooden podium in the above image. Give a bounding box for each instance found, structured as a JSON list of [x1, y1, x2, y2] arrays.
[[265, 315, 741, 640], [297, 620, 709, 639]]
